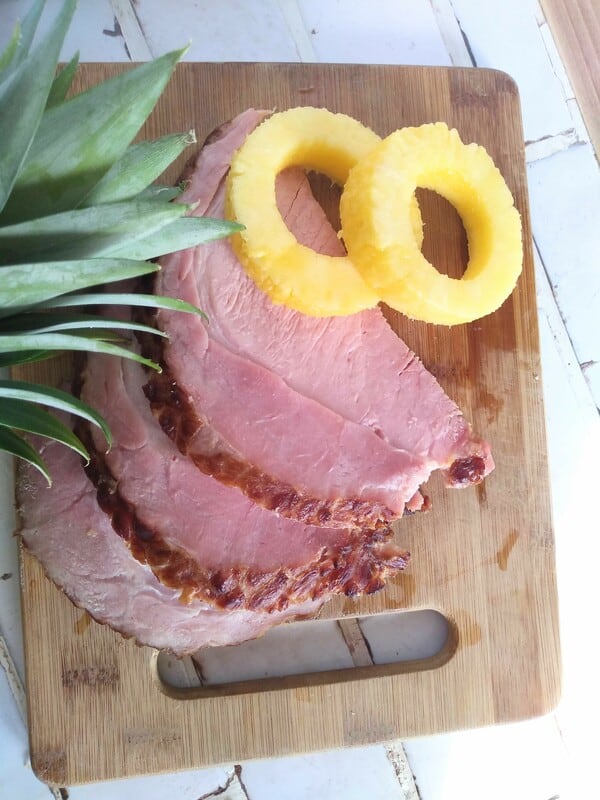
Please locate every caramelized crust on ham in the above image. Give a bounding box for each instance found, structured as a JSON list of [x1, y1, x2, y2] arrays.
[[147, 110, 493, 528], [143, 290, 425, 527], [79, 351, 410, 612], [17, 438, 322, 655], [142, 361, 405, 529]]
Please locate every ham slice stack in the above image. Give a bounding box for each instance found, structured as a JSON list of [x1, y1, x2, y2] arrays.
[[17, 110, 493, 656]]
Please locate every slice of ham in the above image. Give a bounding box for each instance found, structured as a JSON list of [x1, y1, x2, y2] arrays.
[[16, 438, 321, 655], [149, 109, 493, 528], [79, 350, 410, 612]]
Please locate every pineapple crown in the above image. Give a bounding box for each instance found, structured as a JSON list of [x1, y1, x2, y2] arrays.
[[0, 0, 239, 482]]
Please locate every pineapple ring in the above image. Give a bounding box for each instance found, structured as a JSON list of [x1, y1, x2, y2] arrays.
[[340, 122, 523, 325], [226, 107, 422, 317]]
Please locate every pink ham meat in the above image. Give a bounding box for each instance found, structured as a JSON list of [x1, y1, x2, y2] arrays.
[[151, 109, 493, 527], [79, 350, 409, 613], [17, 439, 321, 655]]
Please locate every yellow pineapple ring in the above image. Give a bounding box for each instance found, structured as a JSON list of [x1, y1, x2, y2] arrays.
[[340, 122, 523, 325], [226, 107, 421, 317]]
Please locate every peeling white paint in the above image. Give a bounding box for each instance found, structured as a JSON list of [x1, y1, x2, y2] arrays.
[[276, 0, 318, 62], [386, 741, 421, 800], [109, 0, 153, 61], [525, 128, 582, 162]]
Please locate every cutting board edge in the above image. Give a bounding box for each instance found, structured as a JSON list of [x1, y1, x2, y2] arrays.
[[17, 61, 560, 783]]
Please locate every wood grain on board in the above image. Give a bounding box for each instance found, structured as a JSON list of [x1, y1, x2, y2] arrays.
[[17, 63, 560, 786]]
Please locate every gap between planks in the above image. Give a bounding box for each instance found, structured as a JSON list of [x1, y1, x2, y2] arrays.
[[337, 620, 421, 800], [533, 241, 599, 417], [428, 0, 590, 160], [172, 621, 421, 799], [197, 765, 251, 800], [109, 0, 153, 61], [0, 631, 25, 724], [276, 0, 318, 62], [540, 0, 600, 155]]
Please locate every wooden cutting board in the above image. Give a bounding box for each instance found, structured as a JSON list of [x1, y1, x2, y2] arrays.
[[18, 63, 560, 786]]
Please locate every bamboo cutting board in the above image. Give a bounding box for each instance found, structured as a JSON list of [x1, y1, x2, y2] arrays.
[[18, 63, 560, 786]]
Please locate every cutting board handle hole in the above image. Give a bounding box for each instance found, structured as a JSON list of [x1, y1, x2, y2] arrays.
[[154, 609, 454, 699]]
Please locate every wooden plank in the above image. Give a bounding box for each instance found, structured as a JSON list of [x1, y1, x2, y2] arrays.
[[337, 620, 373, 668], [541, 0, 600, 152], [18, 62, 560, 785], [109, 0, 153, 61]]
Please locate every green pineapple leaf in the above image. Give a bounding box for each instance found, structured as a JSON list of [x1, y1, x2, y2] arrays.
[[0, 258, 159, 318], [0, 0, 76, 214], [0, 350, 52, 368], [0, 398, 89, 462], [82, 131, 196, 206], [0, 380, 111, 444], [8, 0, 45, 71], [3, 47, 187, 223], [0, 332, 160, 371], [103, 216, 242, 261], [0, 0, 44, 79], [132, 185, 183, 202], [0, 426, 51, 484], [46, 51, 80, 108], [0, 311, 169, 339], [0, 21, 21, 75], [43, 292, 208, 321], [0, 198, 191, 264]]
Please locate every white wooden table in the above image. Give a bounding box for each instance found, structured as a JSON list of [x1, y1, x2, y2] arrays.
[[1, 1, 598, 798]]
